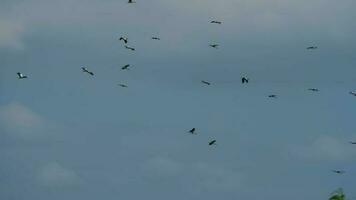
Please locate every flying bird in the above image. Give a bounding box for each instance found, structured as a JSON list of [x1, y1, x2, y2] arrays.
[[349, 92, 356, 96], [242, 77, 249, 84], [201, 80, 211, 85], [209, 44, 219, 49], [208, 140, 217, 146], [308, 88, 319, 92], [17, 72, 28, 79], [210, 21, 222, 24], [128, 0, 136, 3], [118, 84, 128, 88], [268, 95, 277, 98], [349, 141, 356, 144], [332, 170, 345, 174], [152, 37, 160, 40], [119, 37, 128, 44], [307, 46, 318, 50], [125, 45, 135, 51], [121, 64, 131, 70], [189, 128, 196, 134], [81, 67, 94, 76]]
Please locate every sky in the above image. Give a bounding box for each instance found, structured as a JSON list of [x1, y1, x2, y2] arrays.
[[1, 0, 356, 199]]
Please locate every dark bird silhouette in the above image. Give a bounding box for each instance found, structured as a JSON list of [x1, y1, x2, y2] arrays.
[[81, 67, 94, 76], [128, 0, 136, 3], [125, 45, 135, 51], [268, 95, 277, 98], [209, 44, 219, 49], [118, 84, 128, 88], [152, 37, 160, 40], [17, 72, 28, 79], [201, 80, 211, 85], [119, 37, 128, 44], [332, 170, 345, 174], [209, 140, 217, 146], [307, 46, 318, 50], [308, 88, 319, 92], [189, 128, 196, 134], [121, 64, 130, 70], [242, 77, 249, 84], [210, 21, 222, 24], [349, 141, 356, 144], [349, 92, 356, 96]]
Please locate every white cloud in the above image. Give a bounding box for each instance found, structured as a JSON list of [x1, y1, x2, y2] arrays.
[[291, 135, 356, 161], [0, 19, 25, 49], [37, 162, 81, 188], [0, 102, 46, 140]]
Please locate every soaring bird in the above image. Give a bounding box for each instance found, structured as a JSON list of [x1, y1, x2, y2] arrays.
[[201, 80, 211, 85], [119, 37, 128, 44], [307, 46, 318, 50], [125, 45, 135, 51], [208, 140, 217, 146], [209, 44, 219, 49], [242, 77, 249, 84], [350, 92, 356, 96], [128, 0, 136, 3], [189, 128, 196, 134], [118, 84, 128, 88], [210, 21, 222, 24], [17, 72, 28, 79], [121, 64, 130, 70], [308, 88, 319, 92], [349, 141, 356, 144], [332, 170, 345, 174], [81, 67, 94, 76], [268, 95, 277, 98], [152, 37, 160, 40]]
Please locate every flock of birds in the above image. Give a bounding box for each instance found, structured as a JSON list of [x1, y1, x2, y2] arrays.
[[15, 0, 356, 176]]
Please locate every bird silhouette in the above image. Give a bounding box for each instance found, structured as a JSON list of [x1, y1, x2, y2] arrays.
[[349, 92, 356, 96], [349, 141, 356, 144], [209, 140, 217, 145], [332, 170, 345, 174], [119, 37, 128, 44], [268, 95, 277, 98], [128, 0, 136, 3], [81, 67, 94, 76], [242, 77, 249, 84], [121, 64, 131, 70], [308, 88, 319, 92], [307, 46, 318, 50], [125, 45, 135, 51], [201, 80, 211, 85], [210, 21, 222, 24], [17, 72, 28, 79], [152, 37, 160, 40], [118, 84, 128, 88], [189, 128, 196, 134], [209, 44, 219, 49]]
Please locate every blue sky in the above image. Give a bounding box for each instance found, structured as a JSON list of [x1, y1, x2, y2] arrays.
[[1, 0, 356, 199]]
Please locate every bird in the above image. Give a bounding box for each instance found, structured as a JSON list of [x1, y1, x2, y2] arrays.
[[349, 92, 356, 96], [81, 67, 94, 76], [306, 46, 318, 50], [119, 37, 128, 44], [201, 80, 211, 85], [242, 77, 249, 84], [349, 141, 356, 144], [128, 0, 136, 3], [209, 44, 219, 49], [189, 128, 196, 134], [17, 72, 28, 79], [268, 95, 277, 98], [210, 21, 222, 24], [308, 88, 319, 92], [118, 84, 128, 88], [332, 170, 345, 174], [121, 64, 130, 70], [208, 140, 217, 146], [125, 45, 135, 51], [152, 37, 160, 40]]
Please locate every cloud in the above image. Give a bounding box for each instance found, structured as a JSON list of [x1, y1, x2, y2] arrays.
[[37, 162, 81, 188], [0, 102, 46, 140], [0, 19, 25, 49], [291, 135, 356, 161]]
